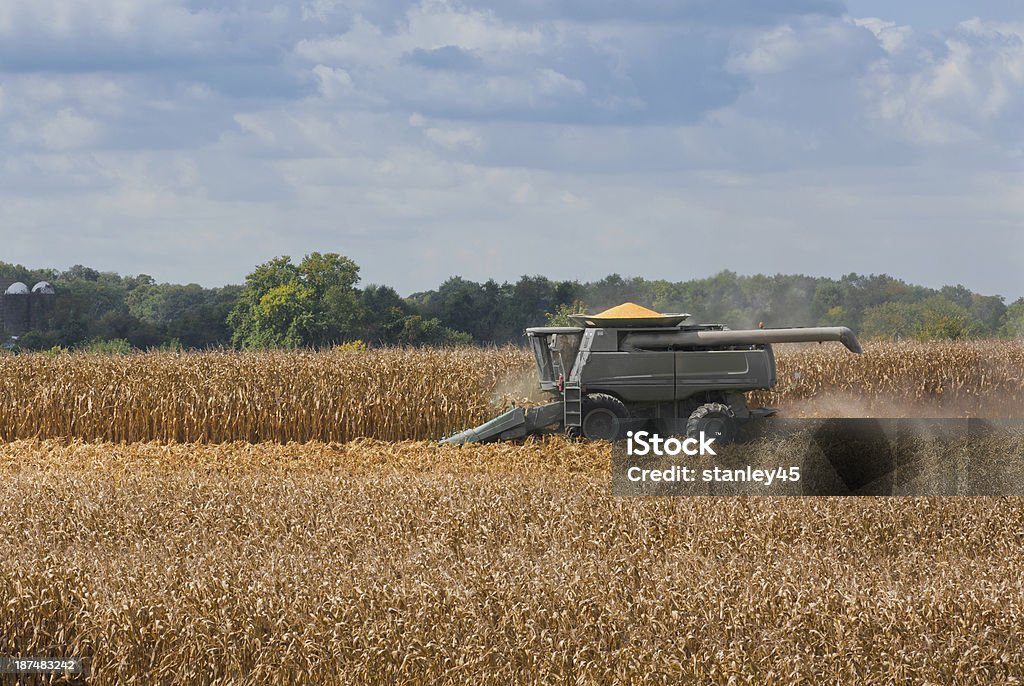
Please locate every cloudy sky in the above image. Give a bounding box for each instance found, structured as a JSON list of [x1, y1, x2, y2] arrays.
[[1, 0, 1022, 298]]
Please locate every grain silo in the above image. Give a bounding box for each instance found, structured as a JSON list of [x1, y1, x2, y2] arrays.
[[2, 282, 30, 335], [29, 281, 56, 331]]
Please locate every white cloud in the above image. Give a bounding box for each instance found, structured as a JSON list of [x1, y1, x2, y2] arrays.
[[295, 3, 543, 66], [424, 126, 482, 149], [312, 65, 354, 98], [1, 1, 1023, 299], [728, 16, 881, 77], [36, 109, 101, 150], [861, 19, 1024, 145], [402, 0, 545, 53], [853, 17, 911, 54], [301, 0, 339, 22], [0, 0, 219, 50], [536, 68, 586, 96], [295, 17, 385, 65], [292, 2, 587, 116], [728, 25, 803, 74], [232, 113, 277, 145]]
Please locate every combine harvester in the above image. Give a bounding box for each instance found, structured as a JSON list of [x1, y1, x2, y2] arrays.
[[443, 303, 862, 444]]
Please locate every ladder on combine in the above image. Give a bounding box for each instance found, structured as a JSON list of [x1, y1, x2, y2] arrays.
[[563, 383, 582, 430], [563, 329, 596, 431]]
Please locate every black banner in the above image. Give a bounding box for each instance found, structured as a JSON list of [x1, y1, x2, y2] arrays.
[[611, 419, 1024, 496]]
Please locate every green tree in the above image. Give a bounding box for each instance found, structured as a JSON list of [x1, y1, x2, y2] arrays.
[[582, 274, 649, 313], [818, 305, 849, 327], [126, 283, 208, 324], [395, 315, 472, 346], [417, 277, 510, 343], [1000, 298, 1024, 337], [131, 283, 240, 348], [545, 301, 587, 326], [915, 296, 975, 340], [83, 337, 134, 354], [968, 293, 1007, 335], [861, 297, 976, 340], [167, 300, 236, 348], [228, 253, 363, 349], [861, 302, 921, 340], [33, 272, 134, 347], [509, 275, 556, 332], [358, 285, 414, 344], [940, 284, 973, 310], [358, 285, 472, 346], [812, 282, 846, 322]]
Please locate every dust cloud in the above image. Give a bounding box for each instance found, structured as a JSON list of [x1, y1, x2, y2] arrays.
[[775, 392, 1024, 419]]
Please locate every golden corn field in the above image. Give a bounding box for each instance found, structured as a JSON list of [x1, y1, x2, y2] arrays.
[[0, 347, 530, 443], [756, 339, 1024, 418], [2, 439, 1023, 684], [2, 341, 1024, 684], [0, 340, 1022, 444]]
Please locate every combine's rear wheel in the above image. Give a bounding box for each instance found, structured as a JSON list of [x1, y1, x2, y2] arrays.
[[687, 403, 736, 444], [576, 393, 628, 441]]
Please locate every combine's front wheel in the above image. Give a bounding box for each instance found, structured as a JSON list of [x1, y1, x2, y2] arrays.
[[573, 393, 628, 441]]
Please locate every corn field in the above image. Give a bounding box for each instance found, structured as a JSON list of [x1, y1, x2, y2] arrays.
[[0, 347, 533, 443], [2, 342, 1024, 684], [2, 439, 1023, 685], [758, 339, 1024, 416], [0, 340, 1022, 443]]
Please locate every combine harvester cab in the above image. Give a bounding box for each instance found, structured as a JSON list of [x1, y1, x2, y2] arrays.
[[442, 303, 861, 445]]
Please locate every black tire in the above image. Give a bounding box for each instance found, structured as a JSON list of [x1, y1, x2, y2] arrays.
[[687, 403, 736, 444], [578, 393, 629, 441]]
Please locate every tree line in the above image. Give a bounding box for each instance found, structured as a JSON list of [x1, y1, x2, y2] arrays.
[[2, 254, 1022, 351]]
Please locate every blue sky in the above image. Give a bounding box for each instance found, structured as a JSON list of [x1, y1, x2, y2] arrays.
[[0, 0, 1022, 298]]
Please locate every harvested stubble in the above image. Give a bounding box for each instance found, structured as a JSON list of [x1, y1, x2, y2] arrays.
[[2, 439, 1023, 685]]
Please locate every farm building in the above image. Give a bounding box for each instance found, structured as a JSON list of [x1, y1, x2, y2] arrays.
[[0, 280, 56, 336]]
